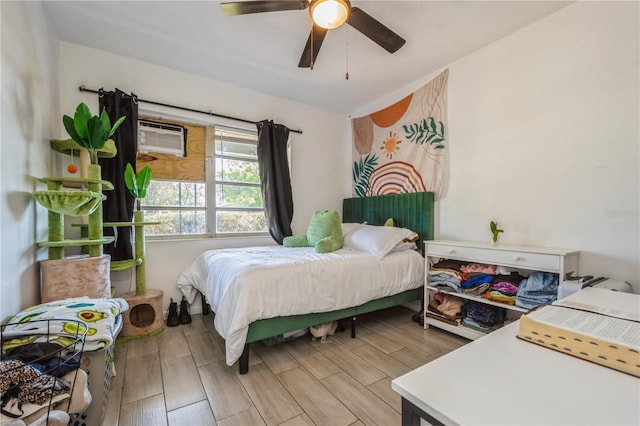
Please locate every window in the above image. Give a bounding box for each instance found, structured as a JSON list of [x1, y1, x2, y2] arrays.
[[140, 122, 268, 238], [143, 180, 207, 235], [214, 129, 267, 235]]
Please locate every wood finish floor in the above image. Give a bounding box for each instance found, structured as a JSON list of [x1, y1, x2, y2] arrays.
[[103, 307, 469, 426]]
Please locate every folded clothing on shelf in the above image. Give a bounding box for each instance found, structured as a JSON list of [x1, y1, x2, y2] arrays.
[[428, 295, 464, 321], [462, 300, 506, 326], [429, 272, 461, 293], [516, 272, 559, 309]]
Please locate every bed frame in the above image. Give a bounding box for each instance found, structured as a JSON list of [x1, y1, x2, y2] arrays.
[[230, 192, 434, 373]]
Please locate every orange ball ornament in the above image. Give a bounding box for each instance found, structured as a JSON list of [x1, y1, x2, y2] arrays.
[[67, 164, 78, 174]]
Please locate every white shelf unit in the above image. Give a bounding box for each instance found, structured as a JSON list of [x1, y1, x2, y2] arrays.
[[424, 240, 579, 340]]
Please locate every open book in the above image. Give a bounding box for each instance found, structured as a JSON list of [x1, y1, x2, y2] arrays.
[[518, 288, 639, 377]]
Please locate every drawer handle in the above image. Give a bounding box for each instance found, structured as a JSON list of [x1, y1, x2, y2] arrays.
[[513, 256, 521, 261], [448, 249, 455, 254]]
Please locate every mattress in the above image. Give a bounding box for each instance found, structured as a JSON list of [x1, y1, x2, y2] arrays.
[[177, 245, 424, 365]]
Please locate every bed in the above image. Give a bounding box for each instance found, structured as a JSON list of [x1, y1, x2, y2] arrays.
[[177, 192, 434, 374]]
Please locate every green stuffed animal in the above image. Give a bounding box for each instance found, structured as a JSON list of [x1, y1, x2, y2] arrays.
[[283, 210, 344, 253]]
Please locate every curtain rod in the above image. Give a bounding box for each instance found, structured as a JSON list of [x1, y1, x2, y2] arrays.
[[78, 86, 303, 135]]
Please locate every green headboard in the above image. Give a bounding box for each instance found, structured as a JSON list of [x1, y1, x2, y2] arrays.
[[342, 192, 434, 253]]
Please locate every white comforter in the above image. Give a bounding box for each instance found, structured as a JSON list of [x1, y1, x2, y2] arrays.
[[177, 245, 424, 365]]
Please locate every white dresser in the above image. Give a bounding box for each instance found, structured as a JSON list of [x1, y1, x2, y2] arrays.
[[424, 240, 579, 339]]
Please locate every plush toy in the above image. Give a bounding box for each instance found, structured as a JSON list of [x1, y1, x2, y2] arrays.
[[283, 210, 343, 253]]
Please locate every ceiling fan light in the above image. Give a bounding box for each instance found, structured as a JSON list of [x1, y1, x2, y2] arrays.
[[310, 0, 349, 30]]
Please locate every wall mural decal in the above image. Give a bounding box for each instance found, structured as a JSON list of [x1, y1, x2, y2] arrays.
[[351, 69, 449, 199]]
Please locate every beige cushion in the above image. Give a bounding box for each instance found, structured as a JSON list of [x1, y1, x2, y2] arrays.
[[40, 255, 111, 303]]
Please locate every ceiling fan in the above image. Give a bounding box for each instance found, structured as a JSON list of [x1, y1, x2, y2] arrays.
[[220, 0, 406, 69]]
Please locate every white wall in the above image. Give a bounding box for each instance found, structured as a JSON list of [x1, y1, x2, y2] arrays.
[[0, 2, 60, 321], [58, 42, 351, 313], [353, 2, 639, 291]]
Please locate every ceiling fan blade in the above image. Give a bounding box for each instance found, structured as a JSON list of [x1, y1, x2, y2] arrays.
[[348, 7, 405, 54], [221, 1, 308, 16], [298, 25, 328, 68]]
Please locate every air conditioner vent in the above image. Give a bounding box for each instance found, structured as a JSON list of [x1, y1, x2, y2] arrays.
[[138, 120, 186, 156]]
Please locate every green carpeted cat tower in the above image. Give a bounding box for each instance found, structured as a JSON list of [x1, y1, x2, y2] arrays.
[[36, 103, 163, 338], [36, 140, 116, 303]]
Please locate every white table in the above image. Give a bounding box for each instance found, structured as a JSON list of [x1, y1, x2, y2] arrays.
[[392, 290, 640, 425]]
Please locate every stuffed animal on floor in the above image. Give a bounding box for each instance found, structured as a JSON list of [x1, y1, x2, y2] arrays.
[[283, 210, 343, 253], [310, 321, 339, 343]]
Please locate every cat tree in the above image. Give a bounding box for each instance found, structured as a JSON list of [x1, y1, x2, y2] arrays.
[[35, 142, 116, 302], [36, 103, 164, 337], [36, 139, 163, 337]]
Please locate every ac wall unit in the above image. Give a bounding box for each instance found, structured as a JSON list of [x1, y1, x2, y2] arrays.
[[138, 120, 186, 156]]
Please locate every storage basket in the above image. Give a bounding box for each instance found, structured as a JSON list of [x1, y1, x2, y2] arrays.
[[1, 319, 86, 424], [68, 344, 115, 426]]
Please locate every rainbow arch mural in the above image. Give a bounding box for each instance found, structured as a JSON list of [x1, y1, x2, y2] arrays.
[[369, 162, 426, 195]]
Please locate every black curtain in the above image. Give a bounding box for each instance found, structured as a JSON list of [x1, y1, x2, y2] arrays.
[[99, 89, 138, 261], [256, 120, 293, 244]]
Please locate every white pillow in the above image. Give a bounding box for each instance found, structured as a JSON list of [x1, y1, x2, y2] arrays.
[[344, 224, 415, 258], [341, 222, 362, 237], [390, 240, 418, 253]]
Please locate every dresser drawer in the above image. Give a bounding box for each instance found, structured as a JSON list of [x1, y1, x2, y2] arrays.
[[426, 243, 560, 272]]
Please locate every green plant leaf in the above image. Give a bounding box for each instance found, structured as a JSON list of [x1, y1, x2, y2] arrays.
[[100, 108, 111, 134], [124, 163, 138, 196], [124, 163, 138, 191], [136, 166, 152, 194], [352, 153, 378, 198], [403, 117, 446, 148], [86, 117, 107, 150], [63, 115, 88, 148], [108, 116, 126, 137], [490, 221, 497, 232], [73, 103, 91, 139]]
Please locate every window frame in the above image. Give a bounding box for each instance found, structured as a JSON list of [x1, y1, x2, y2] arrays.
[[141, 122, 269, 240]]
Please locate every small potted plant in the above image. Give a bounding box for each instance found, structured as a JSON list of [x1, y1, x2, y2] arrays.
[[490, 221, 504, 245], [63, 103, 125, 165]]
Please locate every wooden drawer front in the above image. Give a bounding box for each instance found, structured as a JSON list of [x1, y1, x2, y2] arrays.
[[426, 244, 560, 272]]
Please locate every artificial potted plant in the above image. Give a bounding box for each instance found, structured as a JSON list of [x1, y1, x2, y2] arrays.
[[490, 221, 504, 245], [124, 162, 151, 212], [124, 163, 152, 296], [63, 103, 125, 165]]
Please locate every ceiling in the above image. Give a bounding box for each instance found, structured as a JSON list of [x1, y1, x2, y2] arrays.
[[43, 1, 572, 114]]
